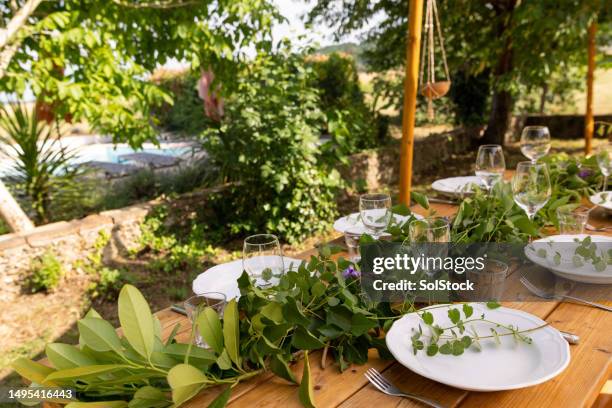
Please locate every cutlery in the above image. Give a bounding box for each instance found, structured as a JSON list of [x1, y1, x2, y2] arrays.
[[559, 331, 580, 345], [171, 304, 188, 315], [585, 224, 612, 232], [427, 197, 459, 205], [364, 368, 445, 408], [520, 275, 612, 312]]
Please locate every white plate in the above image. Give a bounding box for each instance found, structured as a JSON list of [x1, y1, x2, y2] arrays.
[[192, 257, 303, 299], [431, 176, 485, 198], [524, 234, 612, 284], [386, 303, 570, 391], [333, 212, 422, 235], [590, 191, 612, 211]]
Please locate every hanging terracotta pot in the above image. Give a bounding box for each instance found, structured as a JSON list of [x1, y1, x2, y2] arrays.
[[421, 80, 451, 99]]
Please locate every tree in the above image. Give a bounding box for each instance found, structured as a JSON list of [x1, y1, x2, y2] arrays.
[[0, 0, 281, 231], [307, 0, 610, 145]]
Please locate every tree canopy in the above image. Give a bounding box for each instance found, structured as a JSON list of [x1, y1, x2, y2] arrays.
[[308, 0, 611, 144], [0, 0, 281, 147]]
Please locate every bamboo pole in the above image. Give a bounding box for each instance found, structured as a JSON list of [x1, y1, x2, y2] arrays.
[[584, 21, 596, 155], [399, 0, 424, 205]]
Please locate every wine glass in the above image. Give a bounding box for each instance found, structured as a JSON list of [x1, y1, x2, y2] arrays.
[[243, 234, 284, 287], [359, 193, 392, 239], [475, 144, 506, 192], [512, 161, 551, 226], [595, 141, 612, 191], [520, 126, 551, 163]]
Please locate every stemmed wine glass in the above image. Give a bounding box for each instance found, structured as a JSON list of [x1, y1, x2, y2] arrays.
[[243, 234, 284, 287], [520, 126, 551, 163], [595, 141, 611, 191], [359, 193, 392, 239], [475, 144, 506, 192], [512, 162, 551, 238]]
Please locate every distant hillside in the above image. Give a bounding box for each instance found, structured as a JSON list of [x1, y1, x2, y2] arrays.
[[317, 42, 367, 70]]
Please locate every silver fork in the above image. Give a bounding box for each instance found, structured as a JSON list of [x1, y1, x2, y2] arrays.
[[520, 275, 612, 312], [585, 223, 612, 232], [364, 368, 445, 408]]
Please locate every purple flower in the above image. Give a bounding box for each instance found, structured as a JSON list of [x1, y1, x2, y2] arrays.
[[342, 266, 360, 279], [578, 168, 592, 179]]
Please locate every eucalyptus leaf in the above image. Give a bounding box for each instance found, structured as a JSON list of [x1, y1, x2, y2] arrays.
[[270, 354, 297, 383], [78, 317, 124, 356], [222, 299, 241, 367], [167, 364, 208, 406], [128, 386, 170, 408], [44, 365, 129, 384], [292, 326, 325, 350], [66, 402, 128, 408], [11, 358, 56, 384], [216, 350, 232, 370], [298, 351, 318, 408], [197, 307, 224, 355], [118, 284, 155, 360], [46, 343, 97, 370], [207, 386, 232, 408]]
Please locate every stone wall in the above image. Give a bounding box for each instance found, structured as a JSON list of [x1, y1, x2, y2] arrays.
[[521, 114, 612, 140], [0, 202, 155, 301], [338, 127, 477, 190]]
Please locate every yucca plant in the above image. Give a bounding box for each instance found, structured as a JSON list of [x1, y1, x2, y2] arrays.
[[0, 103, 81, 223]]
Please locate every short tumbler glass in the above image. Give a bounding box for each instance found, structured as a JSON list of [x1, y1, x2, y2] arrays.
[[184, 292, 227, 348], [556, 206, 589, 234]]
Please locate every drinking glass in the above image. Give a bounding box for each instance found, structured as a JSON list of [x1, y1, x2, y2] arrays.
[[512, 162, 551, 224], [243, 234, 284, 287], [359, 193, 392, 239], [344, 227, 362, 263], [556, 206, 589, 234], [475, 144, 506, 192], [466, 260, 508, 302], [184, 292, 226, 348], [520, 126, 551, 162], [595, 141, 612, 191], [409, 217, 450, 277], [408, 217, 451, 243]]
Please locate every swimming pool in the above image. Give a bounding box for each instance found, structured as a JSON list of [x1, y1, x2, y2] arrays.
[[0, 138, 196, 176]]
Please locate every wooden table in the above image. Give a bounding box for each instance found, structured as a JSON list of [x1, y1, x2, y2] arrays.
[[149, 202, 611, 408]]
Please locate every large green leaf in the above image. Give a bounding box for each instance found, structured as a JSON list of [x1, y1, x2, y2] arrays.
[[44, 364, 128, 384], [196, 307, 224, 354], [118, 284, 155, 360], [46, 343, 97, 370], [78, 317, 124, 356], [222, 299, 240, 367], [216, 349, 232, 370], [270, 354, 297, 384], [66, 402, 128, 408], [11, 358, 56, 384], [298, 351, 318, 408], [128, 386, 170, 408], [291, 327, 325, 350], [167, 364, 208, 406], [207, 387, 232, 408]]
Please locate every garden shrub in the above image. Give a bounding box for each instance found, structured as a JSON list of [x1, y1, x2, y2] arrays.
[[150, 68, 211, 135], [202, 49, 342, 244], [28, 251, 64, 292], [308, 52, 387, 149]]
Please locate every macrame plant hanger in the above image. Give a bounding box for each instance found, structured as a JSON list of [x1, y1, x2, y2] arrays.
[[419, 0, 451, 120]]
